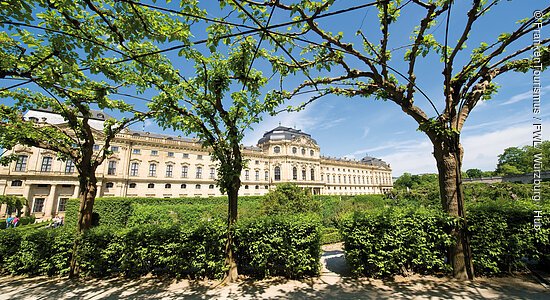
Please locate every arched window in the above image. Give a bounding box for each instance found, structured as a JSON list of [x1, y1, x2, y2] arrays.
[[165, 183, 171, 189], [292, 167, 298, 180], [302, 169, 306, 180], [310, 150, 314, 156], [274, 166, 281, 181], [301, 148, 306, 155], [311, 168, 315, 181], [147, 183, 155, 188], [106, 182, 114, 188], [292, 147, 297, 154], [264, 171, 269, 181], [196, 166, 202, 179], [209, 184, 215, 189], [273, 146, 281, 154], [129, 183, 137, 189], [181, 183, 187, 189], [244, 185, 249, 189], [195, 184, 201, 189], [255, 185, 259, 190]]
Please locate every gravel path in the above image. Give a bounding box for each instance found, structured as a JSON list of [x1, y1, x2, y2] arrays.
[[0, 244, 548, 299]]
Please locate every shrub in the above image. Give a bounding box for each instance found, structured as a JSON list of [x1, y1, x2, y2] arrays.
[[236, 214, 321, 279], [261, 183, 320, 215], [340, 206, 454, 278], [468, 200, 550, 275]]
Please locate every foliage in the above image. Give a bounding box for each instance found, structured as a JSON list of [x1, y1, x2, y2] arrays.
[[393, 173, 438, 190], [340, 200, 550, 277], [0, 215, 321, 280], [0, 195, 26, 215], [467, 200, 550, 275], [261, 183, 320, 215], [340, 206, 454, 278], [495, 141, 550, 175], [235, 214, 321, 279]]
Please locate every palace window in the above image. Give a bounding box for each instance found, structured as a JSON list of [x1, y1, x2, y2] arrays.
[[11, 180, 22, 187], [292, 147, 297, 154], [255, 170, 260, 181], [165, 183, 171, 189], [265, 171, 269, 181], [147, 183, 155, 188], [196, 166, 202, 179], [195, 184, 201, 189], [181, 166, 188, 178], [293, 167, 297, 180], [182, 153, 189, 158], [65, 159, 76, 174], [33, 198, 45, 213], [209, 184, 215, 189], [130, 162, 139, 176], [310, 150, 314, 156], [274, 166, 281, 181], [149, 163, 157, 177], [58, 198, 68, 212], [106, 182, 114, 188], [107, 160, 116, 175], [302, 169, 306, 181], [15, 155, 28, 172], [110, 146, 119, 153], [301, 148, 306, 155], [245, 170, 250, 180], [311, 168, 315, 181], [132, 149, 141, 154], [151, 150, 158, 156], [167, 152, 174, 157], [197, 155, 203, 160], [181, 184, 187, 189], [93, 144, 100, 151], [41, 157, 53, 172], [129, 183, 137, 189], [210, 168, 216, 179], [166, 165, 173, 178], [273, 146, 281, 154]]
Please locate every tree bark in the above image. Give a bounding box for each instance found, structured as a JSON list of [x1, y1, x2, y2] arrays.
[[221, 185, 239, 284], [433, 137, 474, 280], [68, 172, 98, 279]]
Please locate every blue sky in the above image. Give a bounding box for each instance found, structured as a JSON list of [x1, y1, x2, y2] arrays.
[[2, 1, 548, 176]]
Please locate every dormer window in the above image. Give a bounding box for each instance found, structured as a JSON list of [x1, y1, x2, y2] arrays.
[[97, 113, 104, 119], [301, 148, 306, 155], [273, 146, 281, 154]]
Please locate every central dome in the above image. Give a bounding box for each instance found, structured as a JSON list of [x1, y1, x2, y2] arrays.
[[257, 126, 318, 145]]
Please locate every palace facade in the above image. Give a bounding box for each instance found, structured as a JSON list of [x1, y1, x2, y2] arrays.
[[0, 109, 393, 218]]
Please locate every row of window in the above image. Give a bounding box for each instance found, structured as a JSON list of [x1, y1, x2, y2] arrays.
[[104, 183, 269, 190], [325, 166, 390, 176], [31, 197, 67, 213], [273, 146, 315, 156], [131, 149, 201, 160], [324, 174, 391, 185]]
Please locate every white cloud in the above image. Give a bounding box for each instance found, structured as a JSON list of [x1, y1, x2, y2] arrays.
[[362, 127, 370, 139], [499, 85, 550, 106]]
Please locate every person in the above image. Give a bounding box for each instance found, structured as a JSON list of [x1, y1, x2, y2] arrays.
[[12, 216, 19, 228], [6, 215, 13, 229], [52, 215, 62, 228]]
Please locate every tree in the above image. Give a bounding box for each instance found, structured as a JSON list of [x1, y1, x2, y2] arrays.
[[142, 37, 282, 283], [495, 141, 550, 175], [0, 0, 190, 276], [465, 169, 483, 178], [0, 195, 26, 216], [261, 183, 320, 215], [223, 1, 550, 279]]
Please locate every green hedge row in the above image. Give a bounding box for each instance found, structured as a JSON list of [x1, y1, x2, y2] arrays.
[[340, 200, 550, 278], [341, 207, 453, 278], [64, 196, 265, 228], [0, 214, 321, 279]]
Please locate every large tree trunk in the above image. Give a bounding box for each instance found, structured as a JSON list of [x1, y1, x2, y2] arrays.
[[221, 185, 239, 284], [69, 172, 98, 279], [433, 137, 474, 280]]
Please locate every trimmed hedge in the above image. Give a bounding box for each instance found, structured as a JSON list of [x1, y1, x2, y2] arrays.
[[64, 196, 264, 228], [341, 207, 453, 278], [340, 200, 550, 278], [0, 215, 321, 279], [236, 214, 321, 278]]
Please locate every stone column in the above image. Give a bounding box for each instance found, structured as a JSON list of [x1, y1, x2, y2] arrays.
[[23, 183, 32, 216], [45, 184, 58, 218], [72, 185, 80, 199]]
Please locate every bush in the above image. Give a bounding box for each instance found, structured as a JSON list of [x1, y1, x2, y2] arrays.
[[340, 206, 453, 278], [468, 200, 550, 275], [261, 183, 320, 215], [236, 214, 321, 278], [1, 228, 73, 276]]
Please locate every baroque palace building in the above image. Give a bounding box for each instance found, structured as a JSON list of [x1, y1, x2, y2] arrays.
[[0, 108, 393, 218]]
